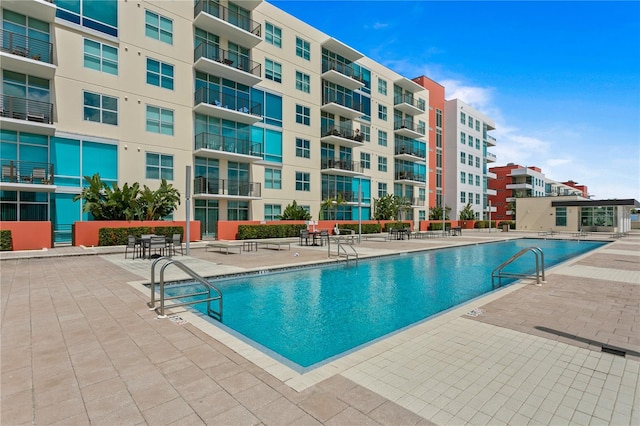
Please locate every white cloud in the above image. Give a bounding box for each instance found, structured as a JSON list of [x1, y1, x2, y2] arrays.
[[372, 22, 389, 30]]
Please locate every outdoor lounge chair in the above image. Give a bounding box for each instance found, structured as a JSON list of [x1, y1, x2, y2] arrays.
[[170, 233, 183, 256], [125, 235, 141, 259], [299, 229, 310, 246]]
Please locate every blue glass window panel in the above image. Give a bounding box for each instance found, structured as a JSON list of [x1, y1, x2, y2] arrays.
[[82, 0, 117, 28], [51, 193, 81, 236], [264, 129, 282, 163], [1, 130, 18, 160], [265, 92, 282, 126], [160, 109, 174, 135], [18, 132, 48, 146], [51, 136, 80, 181], [20, 145, 47, 164], [82, 141, 117, 181], [56, 0, 81, 14]]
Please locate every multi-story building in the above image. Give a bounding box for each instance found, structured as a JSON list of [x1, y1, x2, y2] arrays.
[[489, 163, 586, 221], [1, 0, 430, 241], [443, 99, 497, 220]]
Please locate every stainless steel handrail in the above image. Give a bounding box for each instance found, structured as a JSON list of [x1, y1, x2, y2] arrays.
[[148, 257, 222, 321], [335, 237, 358, 266], [491, 247, 545, 289]]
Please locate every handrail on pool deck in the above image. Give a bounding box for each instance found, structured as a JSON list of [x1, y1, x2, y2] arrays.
[[491, 247, 546, 289]]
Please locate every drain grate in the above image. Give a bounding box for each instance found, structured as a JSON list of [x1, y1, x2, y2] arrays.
[[601, 345, 626, 357]]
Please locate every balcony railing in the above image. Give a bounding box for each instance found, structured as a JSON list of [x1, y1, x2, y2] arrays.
[[194, 42, 261, 77], [194, 0, 261, 36], [194, 87, 261, 116], [322, 90, 364, 113], [321, 125, 363, 141], [394, 119, 426, 135], [321, 191, 358, 203], [395, 141, 426, 158], [194, 132, 262, 157], [393, 94, 425, 112], [194, 177, 261, 197], [1, 94, 53, 124], [1, 159, 54, 185], [321, 158, 363, 173], [1, 30, 53, 63], [395, 171, 426, 182], [321, 58, 363, 82], [410, 198, 426, 207]]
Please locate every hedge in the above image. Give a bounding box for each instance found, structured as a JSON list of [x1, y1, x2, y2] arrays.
[[98, 226, 184, 246], [428, 222, 451, 231], [474, 220, 497, 229], [497, 221, 516, 229], [337, 223, 382, 234], [0, 230, 12, 251], [237, 224, 307, 240], [382, 222, 410, 232]]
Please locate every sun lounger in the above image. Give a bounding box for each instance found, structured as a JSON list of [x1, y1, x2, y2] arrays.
[[206, 242, 242, 254], [257, 239, 291, 250]]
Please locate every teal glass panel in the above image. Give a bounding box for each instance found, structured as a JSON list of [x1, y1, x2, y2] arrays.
[[51, 193, 80, 243], [264, 129, 282, 163], [82, 141, 117, 180], [20, 144, 47, 164], [51, 136, 80, 178], [265, 92, 282, 126], [55, 0, 81, 14], [83, 0, 117, 28]]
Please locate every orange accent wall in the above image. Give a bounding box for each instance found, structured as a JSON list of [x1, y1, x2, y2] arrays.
[[74, 221, 201, 247], [0, 221, 52, 250]]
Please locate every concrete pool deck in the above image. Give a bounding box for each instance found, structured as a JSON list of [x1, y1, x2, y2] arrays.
[[1, 230, 638, 425]]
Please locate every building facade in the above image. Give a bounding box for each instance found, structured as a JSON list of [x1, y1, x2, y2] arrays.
[[1, 0, 431, 241], [443, 99, 497, 220]]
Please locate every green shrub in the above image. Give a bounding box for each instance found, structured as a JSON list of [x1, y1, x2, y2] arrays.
[[237, 224, 307, 240], [497, 221, 516, 229], [474, 221, 497, 229], [337, 223, 382, 234], [0, 230, 12, 251], [383, 221, 410, 232], [428, 222, 451, 231], [152, 226, 183, 239]]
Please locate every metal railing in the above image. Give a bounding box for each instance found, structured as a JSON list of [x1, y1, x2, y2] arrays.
[[194, 42, 261, 77], [321, 158, 364, 173], [394, 119, 426, 135], [393, 94, 425, 111], [322, 90, 364, 113], [193, 177, 261, 198], [321, 124, 363, 141], [194, 132, 262, 157], [395, 141, 426, 158], [148, 257, 222, 321], [491, 247, 545, 289], [1, 94, 53, 124], [321, 58, 364, 82], [1, 159, 54, 184], [335, 238, 359, 266], [194, 87, 261, 116], [395, 171, 426, 182], [1, 29, 53, 63], [321, 190, 357, 202], [194, 0, 261, 36]]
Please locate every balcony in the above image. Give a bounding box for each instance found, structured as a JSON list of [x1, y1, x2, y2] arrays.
[[2, 0, 56, 23], [194, 42, 261, 86], [194, 0, 261, 48], [1, 94, 54, 135], [394, 141, 426, 161], [486, 171, 497, 179], [321, 190, 359, 203], [321, 158, 364, 176], [395, 76, 426, 94], [0, 159, 56, 191], [394, 94, 425, 116], [321, 58, 364, 91], [486, 188, 497, 196], [506, 197, 516, 203], [193, 87, 262, 125], [486, 134, 497, 147], [1, 30, 55, 79], [410, 198, 426, 207], [194, 132, 262, 161], [394, 119, 425, 139], [485, 151, 497, 163], [321, 91, 364, 119], [320, 125, 364, 148], [394, 171, 426, 183], [193, 177, 261, 199], [506, 183, 533, 190]]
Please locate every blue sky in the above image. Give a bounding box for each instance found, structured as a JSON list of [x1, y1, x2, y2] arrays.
[[271, 0, 640, 200]]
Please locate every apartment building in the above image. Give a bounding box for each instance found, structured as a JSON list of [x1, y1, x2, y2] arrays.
[[489, 163, 586, 221], [0, 0, 429, 241], [443, 99, 497, 220]]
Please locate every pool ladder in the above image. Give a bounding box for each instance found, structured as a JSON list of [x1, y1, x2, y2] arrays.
[[147, 257, 223, 321], [334, 237, 359, 266], [491, 247, 546, 289]]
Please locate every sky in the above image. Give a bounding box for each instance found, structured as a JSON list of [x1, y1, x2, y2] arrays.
[[271, 0, 640, 200]]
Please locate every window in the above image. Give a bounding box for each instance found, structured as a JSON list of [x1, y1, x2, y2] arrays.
[[460, 171, 466, 184], [265, 59, 282, 83], [56, 0, 118, 37], [476, 157, 481, 168], [476, 121, 480, 131], [360, 152, 370, 169], [145, 10, 172, 44], [460, 152, 466, 164], [460, 191, 466, 203], [295, 71, 310, 93], [295, 137, 310, 158], [264, 204, 281, 221], [378, 130, 387, 146], [265, 22, 281, 47], [460, 132, 466, 145], [264, 168, 281, 189], [475, 193, 480, 205], [146, 152, 173, 180], [378, 182, 387, 198], [468, 173, 473, 184], [475, 138, 480, 150], [378, 156, 387, 172], [378, 104, 387, 121], [146, 105, 174, 135], [228, 201, 249, 221], [84, 39, 117, 75], [378, 78, 387, 95], [296, 37, 310, 60], [468, 135, 473, 147], [468, 116, 474, 128], [146, 58, 174, 90], [468, 154, 473, 166], [476, 175, 480, 186], [360, 125, 370, 142], [295, 171, 310, 191], [460, 111, 466, 125], [83, 91, 117, 125], [295, 104, 310, 125]]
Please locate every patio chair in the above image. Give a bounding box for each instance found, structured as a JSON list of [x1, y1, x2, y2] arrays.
[[318, 230, 330, 246], [170, 233, 183, 256], [2, 164, 16, 182], [299, 229, 310, 246], [149, 236, 167, 257], [31, 168, 47, 183], [125, 235, 141, 259]]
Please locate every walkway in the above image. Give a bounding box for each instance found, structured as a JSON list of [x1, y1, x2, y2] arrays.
[[1, 230, 638, 425]]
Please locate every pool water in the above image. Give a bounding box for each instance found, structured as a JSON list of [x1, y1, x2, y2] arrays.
[[165, 238, 605, 369]]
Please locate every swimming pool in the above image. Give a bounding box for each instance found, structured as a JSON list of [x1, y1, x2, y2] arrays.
[[165, 238, 605, 370]]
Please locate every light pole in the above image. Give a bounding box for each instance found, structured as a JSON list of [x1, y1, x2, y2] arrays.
[[185, 165, 191, 255], [488, 200, 492, 233], [358, 179, 362, 244]]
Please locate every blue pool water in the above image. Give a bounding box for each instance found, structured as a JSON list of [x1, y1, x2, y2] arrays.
[[165, 238, 605, 369]]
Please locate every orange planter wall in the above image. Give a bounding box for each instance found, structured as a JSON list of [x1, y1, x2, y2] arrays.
[[0, 221, 52, 250], [74, 221, 201, 247]]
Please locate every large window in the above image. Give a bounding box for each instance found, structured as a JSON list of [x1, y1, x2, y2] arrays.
[[580, 206, 616, 227], [556, 207, 567, 227], [378, 130, 387, 146], [460, 171, 466, 184], [146, 152, 173, 180], [228, 201, 249, 220], [295, 104, 310, 125], [83, 91, 117, 125], [295, 137, 310, 158], [295, 171, 310, 191], [264, 168, 281, 189], [265, 59, 282, 83], [265, 22, 281, 47], [295, 71, 310, 93], [460, 111, 466, 125], [146, 58, 174, 90], [55, 0, 118, 37], [146, 105, 174, 135], [378, 78, 387, 95], [378, 104, 387, 121], [296, 36, 310, 60], [83, 39, 117, 75], [145, 10, 172, 44], [264, 204, 281, 221], [378, 182, 387, 198], [460, 132, 466, 145], [378, 156, 387, 172], [460, 152, 466, 164]]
